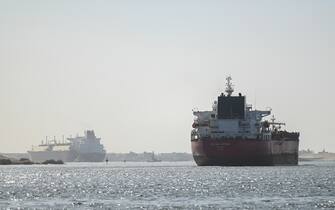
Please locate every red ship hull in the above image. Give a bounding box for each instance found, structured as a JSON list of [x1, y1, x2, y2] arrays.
[[191, 138, 299, 166]]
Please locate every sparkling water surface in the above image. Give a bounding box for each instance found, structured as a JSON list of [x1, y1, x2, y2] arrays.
[[1, 161, 335, 209]]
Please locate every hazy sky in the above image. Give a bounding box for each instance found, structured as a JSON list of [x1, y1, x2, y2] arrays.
[[1, 0, 334, 153]]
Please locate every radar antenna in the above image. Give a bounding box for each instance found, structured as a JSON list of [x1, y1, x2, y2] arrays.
[[225, 76, 234, 96], [271, 115, 276, 130]]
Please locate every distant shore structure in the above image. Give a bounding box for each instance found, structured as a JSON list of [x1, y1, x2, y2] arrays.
[[147, 151, 162, 162], [28, 130, 106, 162], [3, 150, 335, 163]]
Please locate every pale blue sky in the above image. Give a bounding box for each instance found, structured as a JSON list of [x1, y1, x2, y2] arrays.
[[1, 0, 334, 153]]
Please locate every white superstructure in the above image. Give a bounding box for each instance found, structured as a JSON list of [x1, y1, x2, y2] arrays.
[[68, 130, 105, 154], [191, 77, 278, 141]]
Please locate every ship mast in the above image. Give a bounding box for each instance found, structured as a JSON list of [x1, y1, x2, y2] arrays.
[[225, 76, 234, 96], [270, 115, 285, 130]]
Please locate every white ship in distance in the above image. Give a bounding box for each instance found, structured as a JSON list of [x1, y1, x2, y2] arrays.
[[28, 130, 106, 162]]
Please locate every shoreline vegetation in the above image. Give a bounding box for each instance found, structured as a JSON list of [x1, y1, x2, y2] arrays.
[[0, 155, 64, 165]]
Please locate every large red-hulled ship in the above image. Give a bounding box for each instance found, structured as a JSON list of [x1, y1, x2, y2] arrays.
[[191, 77, 299, 166]]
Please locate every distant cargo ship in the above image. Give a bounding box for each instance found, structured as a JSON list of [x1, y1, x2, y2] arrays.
[[28, 130, 106, 162], [191, 77, 299, 166]]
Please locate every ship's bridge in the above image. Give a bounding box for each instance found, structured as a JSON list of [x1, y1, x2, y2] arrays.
[[191, 76, 275, 140]]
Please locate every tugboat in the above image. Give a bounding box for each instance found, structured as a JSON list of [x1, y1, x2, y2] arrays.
[[191, 76, 299, 166]]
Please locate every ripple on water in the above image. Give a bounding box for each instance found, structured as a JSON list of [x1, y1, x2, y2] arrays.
[[0, 161, 335, 209]]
